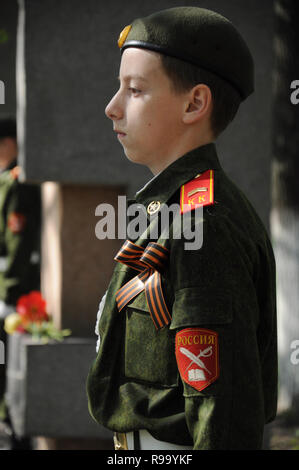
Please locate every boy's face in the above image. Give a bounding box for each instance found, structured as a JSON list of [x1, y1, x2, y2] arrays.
[[105, 48, 188, 174]]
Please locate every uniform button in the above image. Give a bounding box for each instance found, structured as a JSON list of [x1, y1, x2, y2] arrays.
[[147, 201, 160, 215]]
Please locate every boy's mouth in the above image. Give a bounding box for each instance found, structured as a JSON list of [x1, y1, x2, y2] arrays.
[[114, 129, 127, 139]]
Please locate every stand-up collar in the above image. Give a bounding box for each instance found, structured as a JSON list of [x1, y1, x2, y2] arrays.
[[135, 143, 222, 208]]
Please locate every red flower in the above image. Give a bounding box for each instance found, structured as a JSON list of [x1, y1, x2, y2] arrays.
[[16, 291, 48, 324]]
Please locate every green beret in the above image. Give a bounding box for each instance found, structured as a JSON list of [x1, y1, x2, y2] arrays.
[[118, 7, 254, 101]]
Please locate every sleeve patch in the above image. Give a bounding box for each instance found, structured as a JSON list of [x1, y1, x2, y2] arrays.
[[7, 212, 26, 234], [175, 328, 219, 392]]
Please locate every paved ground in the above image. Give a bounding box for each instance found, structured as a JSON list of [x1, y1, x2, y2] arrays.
[[0, 421, 35, 450], [0, 422, 12, 450], [266, 417, 299, 450]]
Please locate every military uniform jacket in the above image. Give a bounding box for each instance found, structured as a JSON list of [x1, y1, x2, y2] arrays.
[[0, 161, 40, 305], [86, 143, 277, 450]]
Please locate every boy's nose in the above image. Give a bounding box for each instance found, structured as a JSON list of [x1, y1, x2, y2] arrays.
[[105, 93, 123, 121]]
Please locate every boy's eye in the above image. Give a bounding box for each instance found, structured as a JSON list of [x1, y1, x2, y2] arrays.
[[128, 87, 141, 94]]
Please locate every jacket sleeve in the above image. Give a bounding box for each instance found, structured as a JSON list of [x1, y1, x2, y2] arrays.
[[2, 181, 41, 304], [169, 211, 265, 449]]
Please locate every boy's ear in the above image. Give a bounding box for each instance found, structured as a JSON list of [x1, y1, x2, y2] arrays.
[[183, 84, 212, 124]]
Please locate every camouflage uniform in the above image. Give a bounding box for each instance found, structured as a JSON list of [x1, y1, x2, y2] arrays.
[[87, 143, 277, 450]]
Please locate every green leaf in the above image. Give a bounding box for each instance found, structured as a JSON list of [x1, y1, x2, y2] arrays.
[[25, 321, 72, 342]]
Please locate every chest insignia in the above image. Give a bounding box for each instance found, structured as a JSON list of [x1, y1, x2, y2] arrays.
[[7, 212, 26, 234]]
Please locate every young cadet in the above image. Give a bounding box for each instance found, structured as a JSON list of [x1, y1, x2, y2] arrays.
[[86, 7, 277, 450]]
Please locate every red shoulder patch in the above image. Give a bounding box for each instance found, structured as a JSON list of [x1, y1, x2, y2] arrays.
[[175, 328, 219, 392], [180, 170, 214, 214], [7, 212, 26, 234]]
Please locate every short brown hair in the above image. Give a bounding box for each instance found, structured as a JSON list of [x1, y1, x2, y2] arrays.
[[160, 54, 241, 138]]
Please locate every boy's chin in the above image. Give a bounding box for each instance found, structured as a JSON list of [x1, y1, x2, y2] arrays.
[[123, 148, 143, 165]]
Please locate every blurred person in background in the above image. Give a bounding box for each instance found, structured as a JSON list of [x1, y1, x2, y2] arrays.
[[0, 117, 41, 449]]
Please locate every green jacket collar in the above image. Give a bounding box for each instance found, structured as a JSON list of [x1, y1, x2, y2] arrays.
[[135, 143, 222, 208]]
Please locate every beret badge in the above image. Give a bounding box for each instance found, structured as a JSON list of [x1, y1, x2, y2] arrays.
[[118, 25, 132, 48]]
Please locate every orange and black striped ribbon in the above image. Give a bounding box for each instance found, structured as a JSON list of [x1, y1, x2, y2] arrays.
[[114, 240, 171, 329]]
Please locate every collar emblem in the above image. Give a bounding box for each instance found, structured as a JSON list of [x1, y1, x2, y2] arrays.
[[147, 200, 160, 215]]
